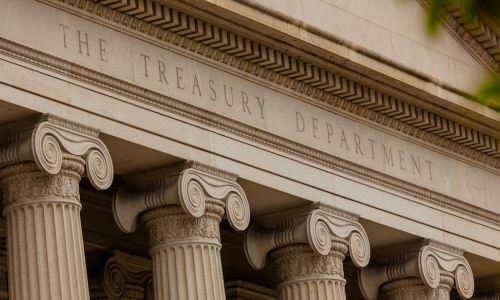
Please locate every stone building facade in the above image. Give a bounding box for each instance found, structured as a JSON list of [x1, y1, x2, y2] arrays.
[[0, 0, 499, 299]]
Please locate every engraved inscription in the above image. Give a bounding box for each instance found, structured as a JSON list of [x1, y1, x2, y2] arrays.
[[294, 111, 434, 180], [54, 23, 442, 185], [60, 24, 109, 62], [138, 53, 267, 120]]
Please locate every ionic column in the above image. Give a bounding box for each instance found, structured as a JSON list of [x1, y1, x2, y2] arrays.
[[88, 250, 153, 300], [0, 249, 7, 300], [112, 161, 250, 300], [0, 114, 114, 300], [0, 218, 8, 300], [358, 239, 475, 300], [244, 203, 371, 300], [470, 276, 500, 300]]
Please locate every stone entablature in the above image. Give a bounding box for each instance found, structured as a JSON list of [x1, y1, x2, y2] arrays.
[[42, 0, 500, 168], [359, 239, 475, 300], [418, 0, 500, 73], [1, 0, 499, 229]]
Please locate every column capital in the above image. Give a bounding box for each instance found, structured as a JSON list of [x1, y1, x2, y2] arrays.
[[244, 202, 370, 270], [113, 160, 250, 233], [89, 250, 153, 300], [359, 239, 474, 300], [0, 114, 113, 190]]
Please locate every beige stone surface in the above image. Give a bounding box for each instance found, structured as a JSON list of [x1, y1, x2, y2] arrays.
[[359, 239, 475, 299], [0, 115, 113, 300], [244, 203, 370, 300], [0, 1, 499, 297], [0, 0, 497, 213], [1, 69, 499, 265], [203, 0, 489, 92], [112, 162, 251, 300]]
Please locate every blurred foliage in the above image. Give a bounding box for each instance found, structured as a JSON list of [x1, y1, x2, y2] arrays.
[[426, 0, 500, 112], [427, 0, 500, 34]]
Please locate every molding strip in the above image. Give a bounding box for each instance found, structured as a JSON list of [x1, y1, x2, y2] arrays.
[[1, 1, 500, 225], [418, 0, 500, 75], [54, 0, 500, 163], [2, 36, 500, 227]]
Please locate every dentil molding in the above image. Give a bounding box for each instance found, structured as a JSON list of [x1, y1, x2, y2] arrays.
[[0, 1, 498, 227], [46, 0, 500, 166]]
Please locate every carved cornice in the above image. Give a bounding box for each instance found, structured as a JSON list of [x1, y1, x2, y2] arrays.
[[2, 37, 500, 228], [1, 1, 499, 226], [244, 202, 370, 270], [113, 162, 250, 233], [0, 115, 114, 191], [48, 0, 500, 165], [359, 239, 474, 300], [419, 0, 500, 74]]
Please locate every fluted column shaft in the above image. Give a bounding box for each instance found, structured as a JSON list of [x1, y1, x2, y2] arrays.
[[0, 157, 89, 300], [270, 239, 348, 300], [142, 198, 226, 300], [0, 249, 7, 300], [381, 271, 454, 300]]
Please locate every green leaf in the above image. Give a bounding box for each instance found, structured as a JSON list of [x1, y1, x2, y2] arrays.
[[477, 77, 500, 112], [427, 0, 447, 34]]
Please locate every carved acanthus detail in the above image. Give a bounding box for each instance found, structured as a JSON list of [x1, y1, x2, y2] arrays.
[[1, 161, 81, 206], [142, 198, 224, 247], [245, 203, 370, 300], [112, 162, 250, 300], [244, 203, 370, 270], [270, 242, 347, 282], [358, 239, 474, 300]]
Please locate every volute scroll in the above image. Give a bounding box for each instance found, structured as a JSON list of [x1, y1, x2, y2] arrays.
[[307, 210, 370, 267], [32, 120, 114, 190], [418, 245, 474, 299], [358, 239, 475, 300], [113, 161, 250, 233], [244, 202, 371, 270], [178, 168, 250, 231]]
